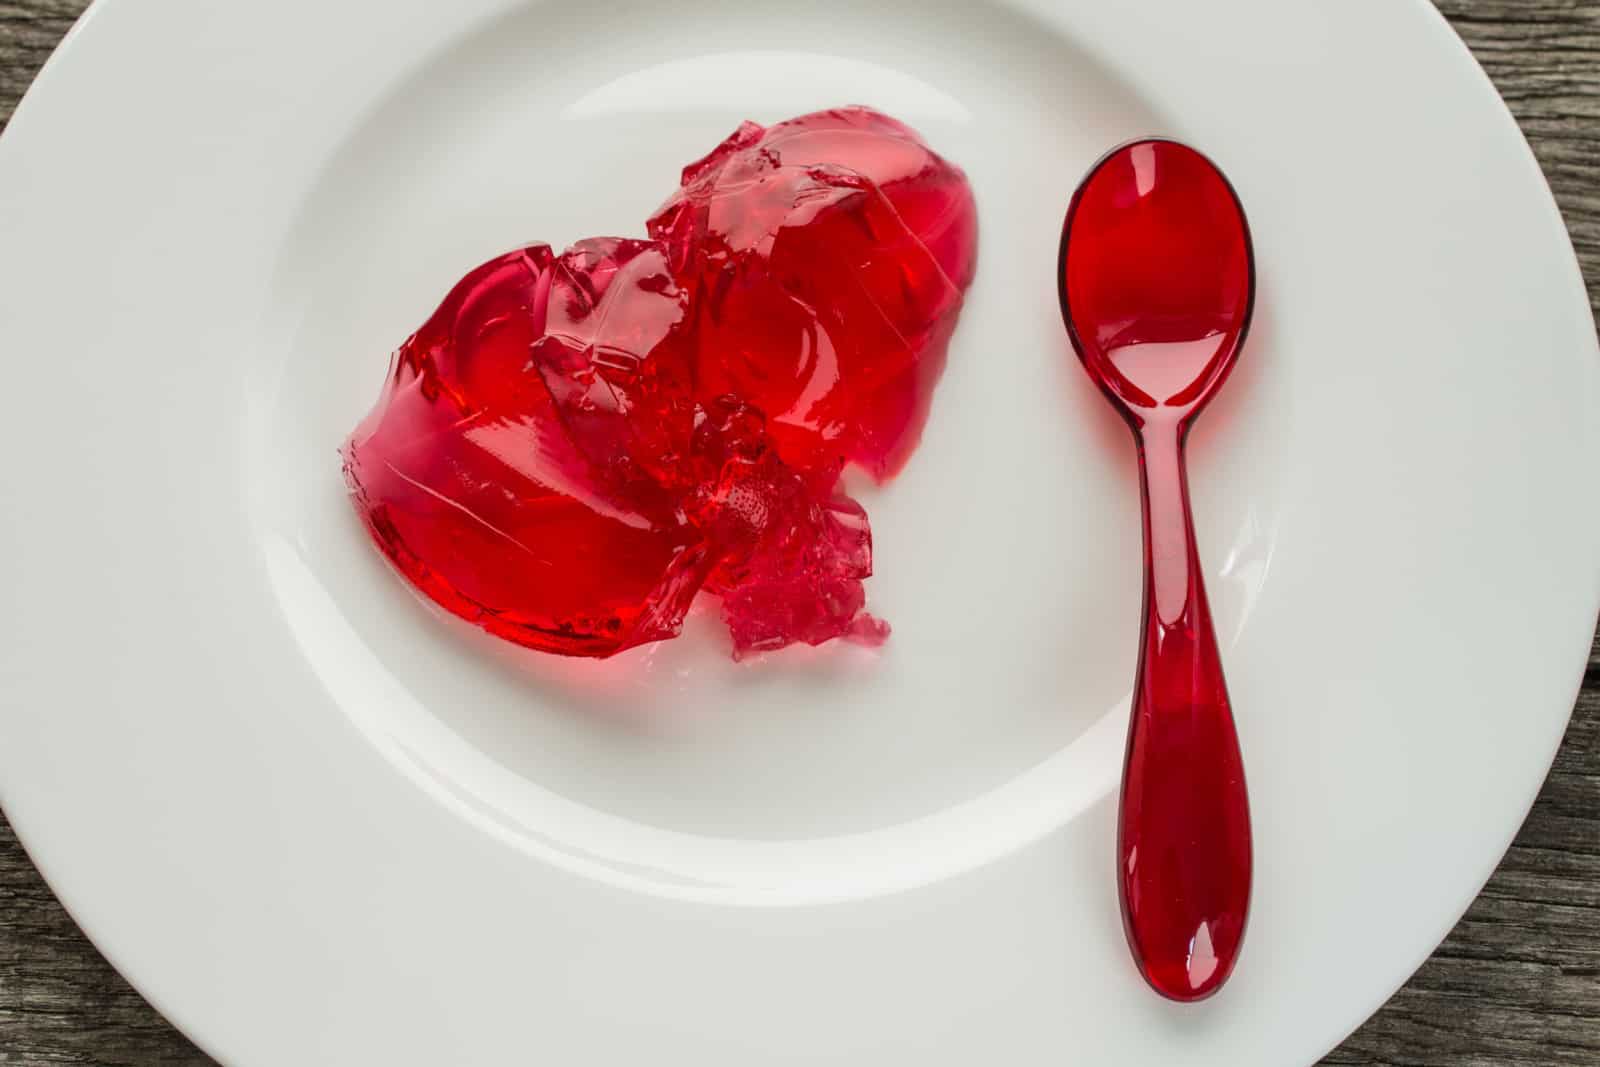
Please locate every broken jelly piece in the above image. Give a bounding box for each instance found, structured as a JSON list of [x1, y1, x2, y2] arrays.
[[342, 108, 976, 660], [342, 243, 711, 658], [648, 106, 978, 480]]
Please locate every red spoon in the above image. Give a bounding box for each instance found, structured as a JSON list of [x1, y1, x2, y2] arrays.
[[1057, 139, 1255, 1001]]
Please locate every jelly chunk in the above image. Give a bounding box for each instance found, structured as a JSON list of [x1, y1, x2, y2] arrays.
[[530, 238, 698, 504], [343, 109, 977, 660], [685, 397, 886, 658], [342, 243, 711, 658], [343, 239, 888, 660], [648, 107, 978, 480]]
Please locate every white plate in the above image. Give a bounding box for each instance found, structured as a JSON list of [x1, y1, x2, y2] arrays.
[[1, 0, 1596, 1063]]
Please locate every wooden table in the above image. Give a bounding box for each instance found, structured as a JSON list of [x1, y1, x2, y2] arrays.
[[1, 1, 1595, 1062]]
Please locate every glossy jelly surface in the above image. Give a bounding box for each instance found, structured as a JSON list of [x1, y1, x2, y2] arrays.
[[649, 108, 978, 480], [343, 109, 976, 658]]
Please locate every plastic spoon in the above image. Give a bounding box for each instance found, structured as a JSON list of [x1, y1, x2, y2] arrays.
[[1057, 139, 1255, 1001]]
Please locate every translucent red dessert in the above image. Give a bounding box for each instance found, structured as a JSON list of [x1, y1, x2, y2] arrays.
[[342, 108, 976, 658], [650, 108, 978, 480]]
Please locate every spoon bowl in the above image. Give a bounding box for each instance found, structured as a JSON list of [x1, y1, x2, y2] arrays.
[[1061, 139, 1254, 421]]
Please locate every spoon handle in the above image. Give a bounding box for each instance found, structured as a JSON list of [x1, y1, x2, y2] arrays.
[[1121, 417, 1252, 1001]]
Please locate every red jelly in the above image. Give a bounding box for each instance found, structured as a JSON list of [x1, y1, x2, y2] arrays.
[[649, 108, 978, 480], [343, 241, 712, 658], [343, 108, 976, 659]]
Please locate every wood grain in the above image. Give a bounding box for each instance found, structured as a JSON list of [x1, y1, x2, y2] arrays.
[[0, 1, 1596, 1063]]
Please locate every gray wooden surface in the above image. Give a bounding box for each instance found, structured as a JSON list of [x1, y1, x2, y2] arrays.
[[1, 0, 1596, 1063]]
